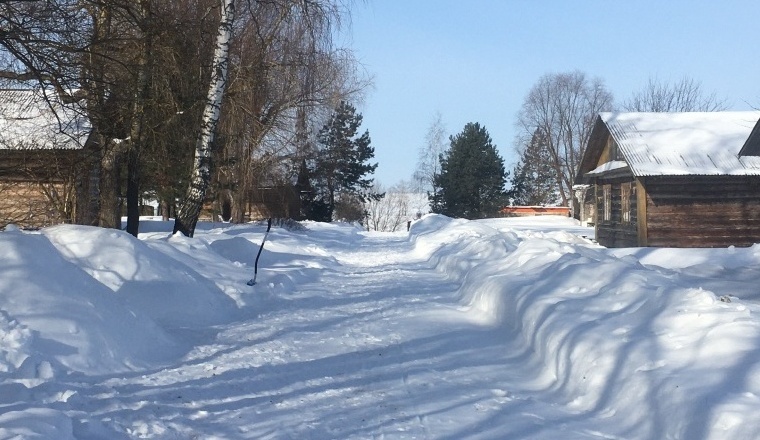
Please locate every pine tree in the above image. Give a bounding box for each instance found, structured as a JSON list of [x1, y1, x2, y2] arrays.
[[430, 122, 507, 219], [509, 128, 559, 206], [308, 101, 378, 221]]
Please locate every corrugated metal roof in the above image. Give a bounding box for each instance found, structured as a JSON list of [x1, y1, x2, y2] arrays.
[[601, 111, 760, 176], [0, 89, 90, 150]]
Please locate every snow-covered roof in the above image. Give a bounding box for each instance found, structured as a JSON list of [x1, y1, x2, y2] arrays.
[[586, 160, 629, 176], [0, 89, 90, 150], [600, 111, 760, 176]]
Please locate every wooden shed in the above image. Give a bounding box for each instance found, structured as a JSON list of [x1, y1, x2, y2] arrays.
[[576, 111, 760, 248], [0, 89, 88, 228]]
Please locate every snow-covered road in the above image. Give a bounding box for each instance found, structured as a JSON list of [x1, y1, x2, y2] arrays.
[[2, 215, 760, 439]]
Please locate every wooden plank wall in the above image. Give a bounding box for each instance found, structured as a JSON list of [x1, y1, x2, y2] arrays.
[[0, 181, 68, 228], [0, 149, 80, 181], [249, 186, 302, 220], [644, 176, 760, 248], [0, 149, 79, 228]]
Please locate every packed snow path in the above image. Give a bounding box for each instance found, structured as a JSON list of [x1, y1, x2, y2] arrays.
[[2, 216, 760, 439]]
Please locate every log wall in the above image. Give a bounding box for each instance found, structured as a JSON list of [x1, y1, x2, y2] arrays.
[[0, 181, 68, 229], [0, 149, 80, 228], [643, 176, 760, 248]]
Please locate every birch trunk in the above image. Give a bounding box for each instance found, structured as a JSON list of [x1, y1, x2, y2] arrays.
[[173, 0, 235, 237]]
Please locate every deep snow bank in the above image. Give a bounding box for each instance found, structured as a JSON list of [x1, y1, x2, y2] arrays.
[[409, 214, 760, 439], [0, 228, 182, 377], [0, 224, 256, 378], [43, 226, 239, 328]]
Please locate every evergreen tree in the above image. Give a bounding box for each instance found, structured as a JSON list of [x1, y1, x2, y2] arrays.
[[508, 128, 559, 206], [430, 122, 507, 219], [308, 101, 378, 221]]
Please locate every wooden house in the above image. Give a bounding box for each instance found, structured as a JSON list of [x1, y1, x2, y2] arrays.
[[576, 111, 760, 248], [210, 185, 302, 223], [0, 89, 89, 228]]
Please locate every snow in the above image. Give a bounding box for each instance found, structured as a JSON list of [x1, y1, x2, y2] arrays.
[[2, 215, 760, 438], [0, 89, 89, 150], [586, 160, 629, 176], [601, 111, 760, 176]]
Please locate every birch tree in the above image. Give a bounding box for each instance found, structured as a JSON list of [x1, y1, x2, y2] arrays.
[[137, 0, 218, 222], [173, 0, 235, 237], [0, 0, 365, 233], [215, 0, 363, 224], [412, 112, 447, 194]]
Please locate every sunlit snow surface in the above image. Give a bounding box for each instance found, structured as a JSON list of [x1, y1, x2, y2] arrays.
[[2, 215, 760, 439]]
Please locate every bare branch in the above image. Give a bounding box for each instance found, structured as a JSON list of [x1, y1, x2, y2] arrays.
[[622, 75, 729, 112]]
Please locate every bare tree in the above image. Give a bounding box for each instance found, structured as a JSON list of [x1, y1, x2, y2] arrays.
[[0, 1, 96, 226], [365, 180, 426, 232], [622, 76, 728, 112], [139, 0, 219, 222], [0, 0, 212, 231], [412, 112, 447, 194], [215, 0, 367, 224], [516, 71, 614, 207], [365, 187, 403, 232], [0, 1, 87, 94], [0, 0, 366, 234]]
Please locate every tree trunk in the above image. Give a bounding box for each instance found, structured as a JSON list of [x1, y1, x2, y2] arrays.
[[99, 140, 124, 229], [75, 136, 102, 226], [232, 188, 247, 223], [159, 198, 172, 220], [126, 0, 153, 237], [125, 147, 140, 236], [173, 0, 235, 237]]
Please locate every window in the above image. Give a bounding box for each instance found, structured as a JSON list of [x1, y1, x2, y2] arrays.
[[608, 138, 620, 161], [603, 185, 611, 221], [621, 182, 630, 223]]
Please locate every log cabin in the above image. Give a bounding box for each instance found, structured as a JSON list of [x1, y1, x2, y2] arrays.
[[0, 89, 89, 228], [576, 111, 760, 248]]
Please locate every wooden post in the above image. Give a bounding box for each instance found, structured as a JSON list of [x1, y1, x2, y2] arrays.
[[636, 178, 648, 247]]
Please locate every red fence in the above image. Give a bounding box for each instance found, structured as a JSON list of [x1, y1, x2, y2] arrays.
[[500, 206, 570, 217]]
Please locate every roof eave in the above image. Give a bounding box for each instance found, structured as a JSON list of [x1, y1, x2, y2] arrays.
[[584, 166, 634, 182], [739, 119, 760, 156], [575, 115, 608, 183]]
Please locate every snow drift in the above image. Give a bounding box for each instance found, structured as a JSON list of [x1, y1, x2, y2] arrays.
[[1, 215, 760, 438]]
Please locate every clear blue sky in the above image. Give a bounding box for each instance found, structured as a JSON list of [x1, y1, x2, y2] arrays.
[[343, 0, 760, 187]]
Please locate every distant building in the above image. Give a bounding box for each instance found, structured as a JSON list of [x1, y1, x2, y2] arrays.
[[576, 111, 760, 248], [0, 89, 89, 228], [500, 206, 570, 217]]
